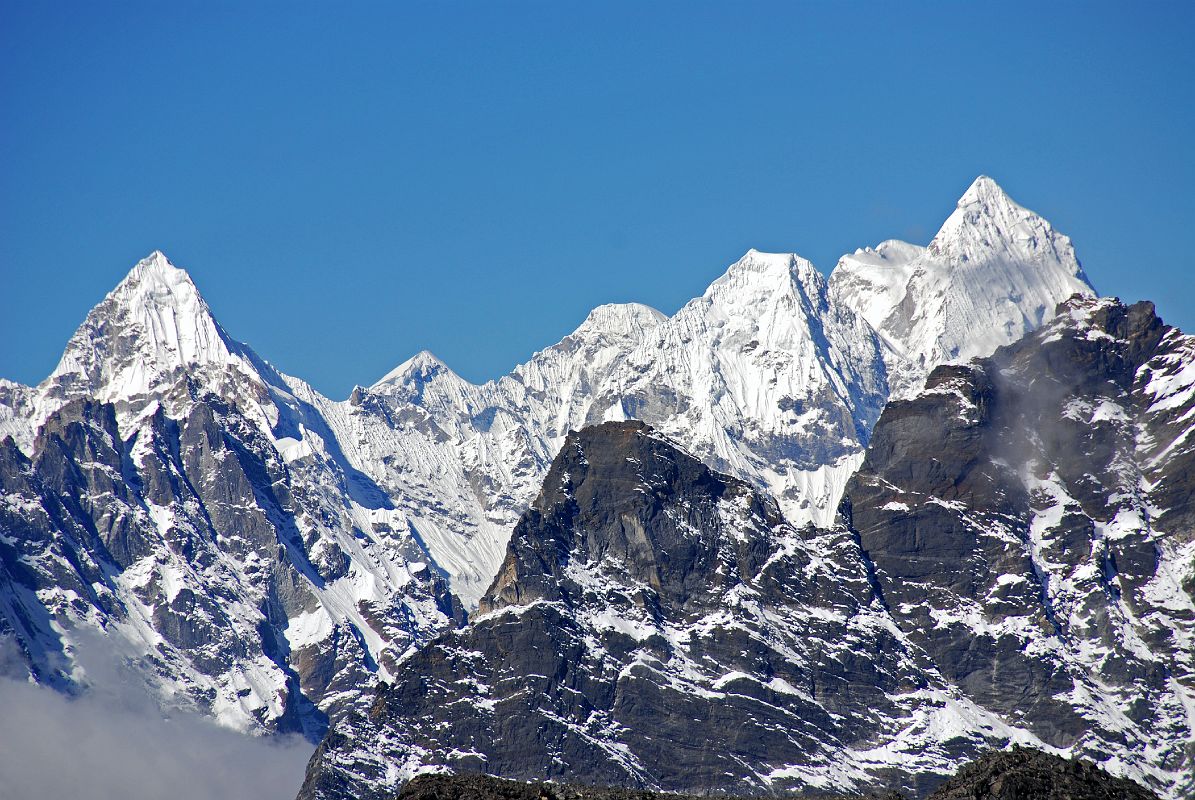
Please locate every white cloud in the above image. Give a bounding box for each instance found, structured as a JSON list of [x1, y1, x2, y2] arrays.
[[0, 668, 313, 800]]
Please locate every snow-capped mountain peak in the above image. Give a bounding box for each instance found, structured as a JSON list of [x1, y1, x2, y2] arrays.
[[829, 176, 1097, 397], [956, 173, 1007, 205], [571, 302, 666, 341], [93, 249, 227, 361], [707, 249, 823, 301], [927, 175, 1086, 275], [372, 350, 460, 391], [42, 250, 257, 408]]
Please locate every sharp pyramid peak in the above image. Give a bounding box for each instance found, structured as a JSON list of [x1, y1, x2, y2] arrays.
[[114, 250, 205, 305], [956, 174, 1014, 207], [404, 349, 449, 370], [44, 251, 247, 397], [372, 349, 465, 390], [927, 175, 1082, 270], [100, 250, 228, 347]]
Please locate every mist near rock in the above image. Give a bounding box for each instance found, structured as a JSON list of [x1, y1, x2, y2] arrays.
[[0, 637, 312, 800]]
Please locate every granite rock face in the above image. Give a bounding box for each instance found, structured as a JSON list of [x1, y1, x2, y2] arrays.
[[298, 297, 1194, 800], [388, 747, 1159, 800], [0, 376, 456, 738], [846, 297, 1195, 792], [299, 422, 940, 799]]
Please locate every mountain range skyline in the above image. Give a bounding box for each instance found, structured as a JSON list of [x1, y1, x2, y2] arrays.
[[3, 6, 1192, 800], [3, 3, 1193, 397], [1, 171, 1190, 800], [6, 175, 1095, 401]]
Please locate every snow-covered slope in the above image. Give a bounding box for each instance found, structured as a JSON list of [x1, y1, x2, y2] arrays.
[[0, 176, 1113, 741], [338, 178, 1093, 606], [586, 250, 887, 526], [830, 176, 1096, 397], [330, 250, 885, 606]]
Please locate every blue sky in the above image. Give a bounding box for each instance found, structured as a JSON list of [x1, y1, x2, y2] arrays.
[[2, 2, 1192, 398]]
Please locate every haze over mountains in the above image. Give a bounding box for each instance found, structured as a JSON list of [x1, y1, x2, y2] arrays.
[[2, 177, 1189, 799]]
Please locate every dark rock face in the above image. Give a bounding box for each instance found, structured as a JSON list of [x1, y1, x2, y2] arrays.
[[394, 772, 748, 800], [847, 297, 1195, 792], [387, 747, 1158, 800], [300, 421, 935, 799], [0, 391, 454, 737], [926, 746, 1158, 800], [298, 298, 1194, 800]]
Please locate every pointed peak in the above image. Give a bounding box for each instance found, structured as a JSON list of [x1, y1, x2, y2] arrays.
[[142, 249, 173, 267], [117, 250, 199, 296], [926, 176, 1085, 273], [43, 250, 251, 402], [726, 249, 818, 277], [957, 175, 1012, 207], [372, 350, 462, 390], [406, 349, 448, 370]]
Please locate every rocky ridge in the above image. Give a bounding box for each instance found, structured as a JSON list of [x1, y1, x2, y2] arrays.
[[389, 747, 1157, 800], [297, 295, 1194, 799]]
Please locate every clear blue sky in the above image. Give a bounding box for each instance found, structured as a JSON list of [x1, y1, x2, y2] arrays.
[[2, 2, 1192, 398]]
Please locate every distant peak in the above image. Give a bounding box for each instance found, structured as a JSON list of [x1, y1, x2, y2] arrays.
[[45, 250, 248, 399], [406, 349, 447, 370], [573, 303, 666, 338], [372, 349, 461, 389], [730, 249, 818, 277], [926, 175, 1086, 274], [957, 174, 1010, 207], [130, 249, 186, 277], [144, 249, 171, 266], [709, 249, 824, 301], [114, 250, 202, 304]]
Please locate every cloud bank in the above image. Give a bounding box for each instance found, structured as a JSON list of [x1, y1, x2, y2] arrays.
[[0, 672, 313, 800]]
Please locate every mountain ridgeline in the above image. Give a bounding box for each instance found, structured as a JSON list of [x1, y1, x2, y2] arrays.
[[298, 295, 1194, 798], [390, 747, 1159, 800], [1, 177, 1190, 798]]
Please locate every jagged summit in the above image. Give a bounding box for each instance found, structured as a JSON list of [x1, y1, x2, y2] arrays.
[[42, 250, 256, 406], [703, 250, 830, 324], [372, 349, 461, 390], [126, 248, 184, 276], [956, 173, 1009, 205], [829, 175, 1097, 396], [108, 250, 210, 321], [928, 175, 1090, 287], [712, 248, 822, 287]]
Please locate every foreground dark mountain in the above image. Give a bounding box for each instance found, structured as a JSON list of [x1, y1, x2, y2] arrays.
[[392, 747, 1156, 800], [299, 296, 1194, 800], [847, 297, 1195, 787], [928, 747, 1158, 800], [300, 420, 929, 798]]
